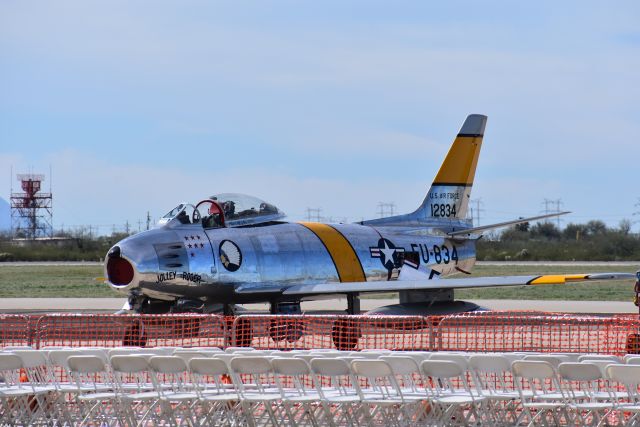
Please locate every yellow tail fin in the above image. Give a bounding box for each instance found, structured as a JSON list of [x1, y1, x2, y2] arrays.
[[419, 114, 486, 220]]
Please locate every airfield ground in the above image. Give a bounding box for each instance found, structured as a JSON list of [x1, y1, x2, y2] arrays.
[[0, 261, 637, 314]]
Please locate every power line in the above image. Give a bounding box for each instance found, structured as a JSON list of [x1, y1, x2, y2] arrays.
[[305, 208, 322, 222], [542, 198, 563, 228], [469, 198, 483, 226], [376, 202, 395, 218]]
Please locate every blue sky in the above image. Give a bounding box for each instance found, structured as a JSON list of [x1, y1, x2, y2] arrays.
[[1, 1, 639, 233]]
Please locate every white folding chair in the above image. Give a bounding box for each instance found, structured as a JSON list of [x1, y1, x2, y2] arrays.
[[271, 357, 322, 427], [379, 355, 426, 398], [550, 353, 580, 362], [12, 349, 62, 425], [421, 360, 487, 426], [468, 354, 520, 425], [172, 350, 212, 363], [626, 356, 640, 365], [67, 355, 119, 426], [558, 362, 614, 426], [76, 348, 110, 362], [230, 356, 283, 427], [578, 354, 622, 363], [310, 357, 362, 427], [511, 360, 570, 427], [523, 354, 570, 369], [108, 347, 144, 357], [606, 364, 640, 426], [347, 351, 383, 359], [351, 359, 423, 427], [110, 355, 160, 426], [0, 353, 50, 426], [147, 355, 198, 426], [189, 357, 241, 427], [225, 346, 256, 353]]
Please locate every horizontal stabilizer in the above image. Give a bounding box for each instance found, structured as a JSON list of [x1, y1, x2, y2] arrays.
[[447, 211, 571, 237]]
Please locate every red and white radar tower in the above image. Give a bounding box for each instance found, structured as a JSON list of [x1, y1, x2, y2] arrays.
[[10, 173, 53, 239]]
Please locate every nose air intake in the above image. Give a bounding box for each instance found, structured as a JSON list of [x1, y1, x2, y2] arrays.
[[106, 246, 134, 286]]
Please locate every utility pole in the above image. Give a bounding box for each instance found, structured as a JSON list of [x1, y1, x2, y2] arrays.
[[125, 220, 130, 234], [469, 198, 483, 227], [542, 198, 563, 228], [305, 208, 322, 222], [376, 202, 396, 218], [146, 211, 151, 230]]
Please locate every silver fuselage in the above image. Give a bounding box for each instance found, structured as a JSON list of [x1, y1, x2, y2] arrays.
[[108, 221, 476, 304]]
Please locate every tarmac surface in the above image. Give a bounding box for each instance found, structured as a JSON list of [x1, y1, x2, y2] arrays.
[[0, 297, 636, 314]]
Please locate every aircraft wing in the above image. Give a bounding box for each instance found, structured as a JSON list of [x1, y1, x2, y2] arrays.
[[277, 273, 635, 296]]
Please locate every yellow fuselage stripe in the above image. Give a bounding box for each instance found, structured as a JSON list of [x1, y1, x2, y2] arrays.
[[299, 222, 366, 283]]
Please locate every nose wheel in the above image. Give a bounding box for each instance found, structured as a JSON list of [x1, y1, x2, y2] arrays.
[[123, 319, 148, 347]]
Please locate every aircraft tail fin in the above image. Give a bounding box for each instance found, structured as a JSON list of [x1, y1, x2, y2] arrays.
[[413, 114, 486, 220], [361, 114, 486, 228]]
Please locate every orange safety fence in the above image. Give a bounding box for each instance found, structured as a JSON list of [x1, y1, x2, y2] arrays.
[[0, 314, 32, 347], [0, 311, 638, 355], [34, 314, 227, 349], [437, 312, 640, 355]]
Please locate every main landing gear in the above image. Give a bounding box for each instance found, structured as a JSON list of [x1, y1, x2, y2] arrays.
[[268, 302, 305, 343]]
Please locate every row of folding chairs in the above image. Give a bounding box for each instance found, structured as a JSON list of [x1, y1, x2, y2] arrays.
[[3, 346, 640, 426], [0, 348, 487, 426]]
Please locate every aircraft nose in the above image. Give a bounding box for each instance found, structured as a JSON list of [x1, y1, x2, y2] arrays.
[[106, 245, 135, 287]]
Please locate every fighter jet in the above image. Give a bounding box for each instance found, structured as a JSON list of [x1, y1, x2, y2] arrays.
[[105, 114, 633, 321]]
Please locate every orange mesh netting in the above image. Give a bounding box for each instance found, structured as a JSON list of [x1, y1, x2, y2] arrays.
[[0, 311, 633, 355]]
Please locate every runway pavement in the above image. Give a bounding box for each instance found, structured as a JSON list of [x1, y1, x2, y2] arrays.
[[0, 297, 636, 314]]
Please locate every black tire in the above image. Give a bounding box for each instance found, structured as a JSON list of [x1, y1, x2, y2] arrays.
[[269, 319, 305, 343], [627, 333, 640, 354], [234, 318, 253, 347], [331, 318, 361, 351], [269, 319, 288, 342], [123, 321, 147, 347], [285, 320, 305, 343]]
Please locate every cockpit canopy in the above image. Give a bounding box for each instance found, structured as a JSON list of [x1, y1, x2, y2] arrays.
[[158, 193, 285, 228]]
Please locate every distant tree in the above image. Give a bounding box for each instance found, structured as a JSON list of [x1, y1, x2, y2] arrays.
[[500, 226, 529, 241], [619, 219, 632, 235], [515, 220, 530, 232], [585, 220, 607, 236], [563, 223, 588, 240], [530, 222, 561, 240]]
